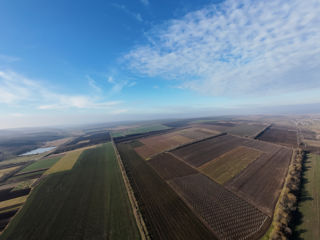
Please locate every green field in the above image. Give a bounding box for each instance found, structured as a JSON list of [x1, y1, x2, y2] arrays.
[[1, 143, 140, 240], [19, 156, 62, 173], [199, 146, 262, 184], [111, 124, 170, 137], [293, 153, 320, 239]]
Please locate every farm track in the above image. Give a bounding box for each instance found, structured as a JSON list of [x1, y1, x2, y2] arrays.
[[112, 140, 149, 240], [117, 142, 217, 240]]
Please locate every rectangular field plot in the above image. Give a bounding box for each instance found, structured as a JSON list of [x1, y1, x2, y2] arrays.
[[199, 146, 263, 184], [225, 147, 292, 216], [171, 134, 251, 167], [135, 127, 219, 159], [148, 152, 197, 180], [1, 143, 140, 240], [169, 173, 270, 240], [257, 126, 298, 147], [117, 143, 216, 240]]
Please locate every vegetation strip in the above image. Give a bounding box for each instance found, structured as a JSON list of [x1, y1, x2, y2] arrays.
[[112, 140, 149, 240], [267, 149, 303, 239]]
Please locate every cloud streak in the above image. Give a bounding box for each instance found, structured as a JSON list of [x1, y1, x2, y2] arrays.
[[0, 70, 122, 110], [112, 3, 143, 22], [125, 0, 320, 96]]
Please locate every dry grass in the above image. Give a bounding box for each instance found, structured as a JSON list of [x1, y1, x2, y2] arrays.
[[44, 137, 73, 147], [0, 196, 27, 209], [44, 150, 83, 175], [0, 166, 20, 178], [199, 146, 263, 184]]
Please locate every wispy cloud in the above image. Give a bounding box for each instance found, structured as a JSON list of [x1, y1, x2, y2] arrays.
[[140, 0, 149, 6], [112, 3, 143, 22], [0, 70, 122, 110], [125, 0, 320, 96], [87, 75, 102, 93], [106, 75, 136, 96], [0, 54, 20, 63]]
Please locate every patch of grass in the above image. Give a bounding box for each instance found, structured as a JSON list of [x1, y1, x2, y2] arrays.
[[111, 124, 170, 137], [44, 150, 82, 175], [293, 153, 320, 239], [19, 156, 62, 174], [9, 171, 45, 181], [12, 179, 37, 191], [1, 143, 140, 240], [199, 146, 262, 184]]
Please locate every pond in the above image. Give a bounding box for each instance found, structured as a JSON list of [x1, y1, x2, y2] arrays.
[[19, 147, 56, 156]]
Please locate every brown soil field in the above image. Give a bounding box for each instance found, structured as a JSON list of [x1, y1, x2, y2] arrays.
[[171, 134, 250, 167], [117, 143, 217, 240], [169, 173, 270, 240], [135, 127, 219, 159], [148, 153, 197, 180], [199, 146, 263, 184], [225, 147, 293, 217], [171, 133, 283, 168], [257, 126, 298, 147]]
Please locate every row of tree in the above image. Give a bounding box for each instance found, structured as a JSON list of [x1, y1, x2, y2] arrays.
[[270, 149, 304, 239]]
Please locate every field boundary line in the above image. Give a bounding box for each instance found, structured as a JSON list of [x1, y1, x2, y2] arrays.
[[111, 140, 150, 240]]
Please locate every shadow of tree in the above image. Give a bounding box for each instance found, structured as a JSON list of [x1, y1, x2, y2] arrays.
[[291, 152, 313, 240]]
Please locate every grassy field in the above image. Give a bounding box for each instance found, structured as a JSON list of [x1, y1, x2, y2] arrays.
[[1, 143, 140, 240], [44, 150, 82, 175], [19, 156, 62, 174], [111, 124, 170, 137], [199, 146, 262, 184], [293, 153, 320, 239]]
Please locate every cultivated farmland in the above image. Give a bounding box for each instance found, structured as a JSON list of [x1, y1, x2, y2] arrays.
[[171, 134, 248, 167], [169, 133, 292, 217], [134, 127, 219, 159], [148, 152, 197, 180], [44, 149, 83, 175], [117, 143, 217, 240], [170, 173, 270, 240], [225, 147, 293, 216], [18, 156, 62, 174], [1, 143, 140, 240], [257, 125, 298, 147], [199, 146, 263, 184]]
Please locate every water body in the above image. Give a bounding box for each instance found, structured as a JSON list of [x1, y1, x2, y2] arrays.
[[20, 147, 56, 156]]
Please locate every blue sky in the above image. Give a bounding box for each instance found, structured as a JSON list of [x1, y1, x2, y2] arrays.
[[0, 0, 319, 128]]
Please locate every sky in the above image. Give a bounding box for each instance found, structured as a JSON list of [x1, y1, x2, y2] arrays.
[[0, 0, 319, 129]]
